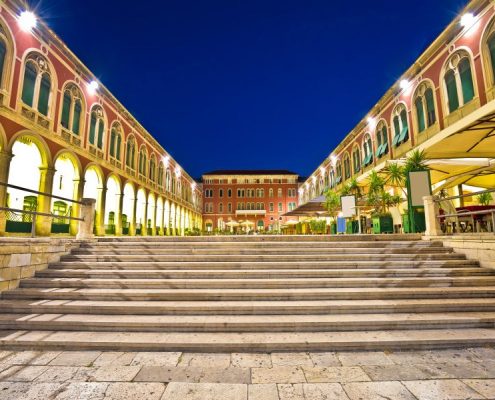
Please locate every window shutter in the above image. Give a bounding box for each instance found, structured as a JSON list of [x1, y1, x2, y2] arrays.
[[89, 114, 96, 145], [425, 88, 436, 126], [459, 58, 475, 104], [37, 73, 51, 116], [0, 40, 6, 86], [97, 120, 104, 149], [415, 96, 425, 132], [72, 100, 82, 135], [489, 34, 495, 83], [445, 69, 459, 113], [61, 92, 71, 129], [21, 63, 37, 107], [109, 130, 116, 157]]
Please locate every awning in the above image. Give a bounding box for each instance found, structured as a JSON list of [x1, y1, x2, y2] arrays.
[[283, 195, 329, 217]]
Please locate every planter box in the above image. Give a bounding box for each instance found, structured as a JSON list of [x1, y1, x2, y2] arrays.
[[402, 210, 426, 233], [372, 215, 394, 234], [346, 220, 359, 234], [330, 223, 337, 234]]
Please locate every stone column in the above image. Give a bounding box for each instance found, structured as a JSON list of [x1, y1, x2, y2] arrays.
[[115, 191, 124, 236], [129, 195, 137, 236], [423, 195, 442, 236], [36, 167, 56, 236], [76, 198, 96, 239], [95, 186, 107, 236], [150, 200, 157, 236], [0, 151, 12, 236], [142, 196, 148, 236], [70, 178, 85, 236]]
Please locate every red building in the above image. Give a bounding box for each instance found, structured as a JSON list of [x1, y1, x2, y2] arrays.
[[201, 170, 301, 232]]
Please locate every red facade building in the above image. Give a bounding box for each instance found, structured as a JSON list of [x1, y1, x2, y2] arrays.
[[201, 170, 301, 232]]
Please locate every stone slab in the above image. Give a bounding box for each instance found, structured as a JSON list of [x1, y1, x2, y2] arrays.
[[303, 366, 371, 383], [104, 382, 165, 400], [343, 381, 416, 400], [403, 379, 485, 400], [251, 366, 306, 384], [162, 382, 247, 400], [248, 383, 279, 400]]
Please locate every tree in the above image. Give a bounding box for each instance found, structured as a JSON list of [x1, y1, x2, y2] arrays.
[[324, 189, 340, 222]]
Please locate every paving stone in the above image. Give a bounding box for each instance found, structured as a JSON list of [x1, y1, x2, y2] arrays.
[[248, 383, 279, 400], [232, 353, 272, 368], [49, 351, 101, 367], [386, 350, 437, 365], [34, 366, 79, 382], [271, 352, 314, 367], [337, 351, 394, 366], [134, 366, 250, 384], [161, 382, 247, 400], [363, 363, 452, 381], [303, 367, 370, 383], [277, 384, 304, 400], [53, 382, 108, 400], [17, 383, 63, 400], [178, 353, 231, 368], [28, 351, 62, 366], [425, 349, 482, 364], [87, 365, 141, 382], [0, 365, 48, 382], [403, 379, 485, 400], [303, 383, 350, 400], [104, 382, 165, 400], [93, 352, 136, 367], [467, 347, 495, 362], [0, 352, 13, 363], [1, 351, 43, 366], [70, 367, 96, 382], [0, 382, 30, 400], [343, 381, 416, 400], [251, 367, 306, 384], [432, 361, 495, 379], [309, 352, 341, 367], [131, 352, 181, 367], [462, 379, 495, 398]]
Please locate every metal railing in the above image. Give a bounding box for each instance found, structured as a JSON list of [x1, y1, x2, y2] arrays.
[[434, 188, 495, 234], [0, 182, 84, 237]]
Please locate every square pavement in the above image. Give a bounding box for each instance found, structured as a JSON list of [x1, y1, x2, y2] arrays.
[[0, 347, 493, 399]]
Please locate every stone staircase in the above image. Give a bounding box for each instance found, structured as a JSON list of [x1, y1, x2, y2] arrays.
[[1, 234, 495, 351]]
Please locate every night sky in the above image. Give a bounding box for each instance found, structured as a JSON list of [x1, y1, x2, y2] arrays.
[[33, 0, 469, 179]]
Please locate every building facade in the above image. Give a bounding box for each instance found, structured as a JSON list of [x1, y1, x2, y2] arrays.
[[300, 0, 495, 217], [0, 0, 202, 237], [201, 170, 300, 232]]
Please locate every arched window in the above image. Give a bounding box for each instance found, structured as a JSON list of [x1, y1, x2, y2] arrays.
[[329, 168, 335, 188], [88, 106, 105, 150], [343, 154, 351, 180], [138, 147, 147, 176], [362, 134, 373, 167], [444, 51, 475, 113], [149, 155, 156, 182], [487, 31, 495, 84], [0, 25, 12, 93], [109, 124, 122, 161], [0, 39, 5, 87], [352, 146, 361, 175], [391, 104, 409, 147], [21, 55, 52, 116], [125, 136, 136, 169], [375, 121, 388, 158], [414, 82, 436, 133], [165, 169, 171, 191], [60, 84, 84, 135], [335, 161, 342, 184]]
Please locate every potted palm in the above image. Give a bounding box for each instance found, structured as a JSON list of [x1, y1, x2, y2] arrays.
[[477, 192, 493, 206], [324, 188, 340, 234], [366, 170, 400, 233]]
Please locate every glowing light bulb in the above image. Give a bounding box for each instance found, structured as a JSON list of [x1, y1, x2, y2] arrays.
[[87, 80, 99, 95], [460, 13, 475, 28], [400, 79, 411, 90], [18, 11, 37, 32]]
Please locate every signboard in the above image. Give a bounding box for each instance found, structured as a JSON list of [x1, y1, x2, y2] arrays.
[[341, 195, 356, 218], [408, 170, 432, 207]]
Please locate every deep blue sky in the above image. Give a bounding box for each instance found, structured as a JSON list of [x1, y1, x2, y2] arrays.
[[35, 0, 469, 178]]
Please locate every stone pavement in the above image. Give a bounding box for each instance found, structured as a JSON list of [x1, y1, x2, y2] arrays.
[[0, 348, 494, 399]]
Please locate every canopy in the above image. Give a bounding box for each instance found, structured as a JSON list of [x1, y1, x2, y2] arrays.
[[283, 195, 329, 217], [240, 220, 255, 226], [225, 221, 239, 227]]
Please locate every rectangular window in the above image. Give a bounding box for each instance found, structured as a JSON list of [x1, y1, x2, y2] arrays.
[[228, 203, 232, 212], [269, 203, 274, 212], [278, 202, 283, 212], [219, 189, 223, 198], [277, 189, 283, 198]]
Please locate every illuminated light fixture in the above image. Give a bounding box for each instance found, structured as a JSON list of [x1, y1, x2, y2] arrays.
[[367, 117, 376, 128], [460, 13, 475, 28], [191, 182, 196, 190], [162, 155, 169, 166], [320, 166, 326, 175], [399, 79, 411, 91], [18, 10, 37, 32], [87, 80, 99, 95], [175, 167, 181, 177], [330, 155, 337, 166], [312, 176, 317, 183]]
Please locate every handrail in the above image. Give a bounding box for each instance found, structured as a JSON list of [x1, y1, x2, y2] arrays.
[[0, 181, 84, 205], [0, 207, 84, 222], [434, 188, 495, 203], [438, 209, 495, 218]]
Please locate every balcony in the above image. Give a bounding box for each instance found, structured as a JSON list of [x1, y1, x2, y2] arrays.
[[235, 209, 266, 216]]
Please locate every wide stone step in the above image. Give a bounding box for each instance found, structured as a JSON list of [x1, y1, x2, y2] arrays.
[[48, 259, 480, 270], [71, 247, 453, 255], [19, 276, 495, 289], [60, 253, 464, 262], [4, 286, 495, 301], [1, 328, 495, 351], [36, 267, 493, 279], [2, 298, 495, 315], [0, 312, 494, 332], [95, 234, 423, 243]]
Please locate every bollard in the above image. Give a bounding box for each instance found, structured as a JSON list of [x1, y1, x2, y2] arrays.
[[423, 195, 442, 236], [77, 198, 96, 240]]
